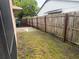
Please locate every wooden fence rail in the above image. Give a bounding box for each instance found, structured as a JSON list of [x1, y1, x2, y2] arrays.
[[26, 12, 79, 45]]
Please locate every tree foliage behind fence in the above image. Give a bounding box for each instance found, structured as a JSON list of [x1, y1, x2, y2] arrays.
[[26, 12, 79, 45]]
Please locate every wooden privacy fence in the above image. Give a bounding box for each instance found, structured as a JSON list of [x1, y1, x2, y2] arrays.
[[26, 12, 79, 45]]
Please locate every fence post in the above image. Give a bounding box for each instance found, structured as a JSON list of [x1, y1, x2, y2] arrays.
[[32, 18, 33, 27], [37, 17, 38, 28], [44, 16, 47, 32], [29, 20, 30, 26], [64, 14, 69, 42]]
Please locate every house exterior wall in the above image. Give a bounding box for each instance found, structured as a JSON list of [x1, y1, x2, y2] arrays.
[[0, 0, 17, 59], [38, 0, 79, 16]]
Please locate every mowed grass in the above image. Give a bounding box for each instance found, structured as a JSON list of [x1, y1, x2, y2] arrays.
[[17, 28, 79, 59]]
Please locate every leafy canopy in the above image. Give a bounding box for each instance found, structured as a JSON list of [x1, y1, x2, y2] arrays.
[[13, 0, 38, 17]]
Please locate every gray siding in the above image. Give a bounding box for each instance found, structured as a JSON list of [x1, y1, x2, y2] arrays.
[[0, 0, 17, 59]]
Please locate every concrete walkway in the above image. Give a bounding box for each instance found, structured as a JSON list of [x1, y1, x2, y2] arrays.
[[17, 27, 79, 59]]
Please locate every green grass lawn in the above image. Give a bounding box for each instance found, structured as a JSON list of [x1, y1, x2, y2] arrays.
[[17, 28, 79, 59]]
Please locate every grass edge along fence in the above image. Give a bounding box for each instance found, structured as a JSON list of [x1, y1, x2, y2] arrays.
[[26, 12, 79, 45]]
